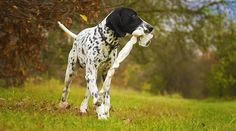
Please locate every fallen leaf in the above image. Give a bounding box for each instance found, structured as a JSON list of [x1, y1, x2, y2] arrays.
[[80, 14, 88, 22]]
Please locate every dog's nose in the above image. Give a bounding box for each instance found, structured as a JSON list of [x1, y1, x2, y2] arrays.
[[147, 25, 153, 33]]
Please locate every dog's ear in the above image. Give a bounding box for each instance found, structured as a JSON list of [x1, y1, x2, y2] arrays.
[[106, 8, 126, 37]]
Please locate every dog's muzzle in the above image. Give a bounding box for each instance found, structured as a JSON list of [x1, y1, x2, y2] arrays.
[[132, 23, 154, 47], [145, 24, 154, 34]]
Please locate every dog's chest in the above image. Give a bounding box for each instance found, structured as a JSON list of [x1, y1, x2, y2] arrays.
[[76, 27, 119, 69], [92, 35, 119, 68]]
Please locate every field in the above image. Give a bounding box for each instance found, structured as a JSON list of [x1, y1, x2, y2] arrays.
[[0, 80, 235, 131]]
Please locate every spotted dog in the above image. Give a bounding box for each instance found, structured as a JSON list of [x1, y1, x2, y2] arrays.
[[58, 7, 153, 119]]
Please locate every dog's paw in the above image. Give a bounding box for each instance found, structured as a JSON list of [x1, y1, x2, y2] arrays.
[[98, 113, 108, 120], [58, 101, 70, 109], [96, 104, 108, 120], [104, 105, 110, 118], [79, 107, 87, 114]]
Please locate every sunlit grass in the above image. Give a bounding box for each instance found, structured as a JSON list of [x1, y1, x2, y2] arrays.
[[0, 79, 235, 130]]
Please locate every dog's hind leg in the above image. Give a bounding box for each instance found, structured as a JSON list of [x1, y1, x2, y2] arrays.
[[59, 45, 78, 109]]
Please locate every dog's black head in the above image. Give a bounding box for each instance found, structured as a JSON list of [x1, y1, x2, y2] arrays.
[[106, 7, 153, 37]]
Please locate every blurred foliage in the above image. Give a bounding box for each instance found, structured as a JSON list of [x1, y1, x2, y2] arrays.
[[0, 0, 102, 86], [0, 0, 236, 98], [207, 22, 236, 98], [108, 0, 236, 98]]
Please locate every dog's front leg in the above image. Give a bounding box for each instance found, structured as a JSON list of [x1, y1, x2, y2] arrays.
[[103, 90, 110, 117], [101, 71, 111, 117], [79, 88, 90, 113], [98, 79, 111, 118], [85, 64, 107, 119]]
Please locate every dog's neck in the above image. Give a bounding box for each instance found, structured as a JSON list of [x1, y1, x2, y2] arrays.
[[97, 18, 118, 39], [96, 18, 119, 48]]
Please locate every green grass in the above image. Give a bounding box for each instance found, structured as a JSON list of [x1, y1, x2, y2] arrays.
[[0, 79, 236, 131]]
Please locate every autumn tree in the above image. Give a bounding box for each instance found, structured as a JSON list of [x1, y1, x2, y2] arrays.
[[0, 0, 102, 86]]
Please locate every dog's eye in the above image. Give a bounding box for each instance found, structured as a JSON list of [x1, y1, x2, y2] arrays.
[[131, 14, 137, 18]]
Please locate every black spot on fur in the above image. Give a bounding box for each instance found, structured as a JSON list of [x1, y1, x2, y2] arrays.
[[82, 48, 85, 54], [87, 79, 90, 83], [89, 38, 93, 44], [93, 46, 100, 54], [102, 73, 107, 81], [61, 98, 65, 102], [95, 93, 98, 98], [105, 57, 111, 62], [94, 102, 101, 107]]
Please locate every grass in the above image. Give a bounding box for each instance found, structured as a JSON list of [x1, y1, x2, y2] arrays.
[[0, 79, 236, 131]]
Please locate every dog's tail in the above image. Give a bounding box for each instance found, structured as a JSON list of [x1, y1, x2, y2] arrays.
[[58, 21, 77, 39]]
